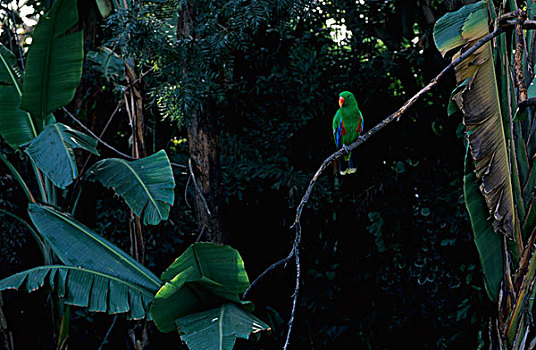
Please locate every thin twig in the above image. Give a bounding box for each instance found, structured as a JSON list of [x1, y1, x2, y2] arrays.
[[63, 107, 136, 160], [62, 107, 186, 169], [246, 24, 507, 350], [99, 99, 124, 139], [67, 100, 124, 211], [243, 248, 295, 299], [184, 173, 192, 209], [97, 315, 118, 350], [195, 225, 207, 242], [188, 158, 211, 216], [131, 66, 155, 86]]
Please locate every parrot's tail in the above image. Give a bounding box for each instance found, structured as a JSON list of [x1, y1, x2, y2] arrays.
[[339, 158, 348, 175], [339, 152, 357, 175]]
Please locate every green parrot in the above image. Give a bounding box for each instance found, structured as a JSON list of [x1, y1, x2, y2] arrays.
[[332, 91, 364, 175]]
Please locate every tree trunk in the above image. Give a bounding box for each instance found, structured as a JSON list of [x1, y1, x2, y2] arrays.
[[125, 63, 146, 263], [187, 106, 224, 244], [173, 4, 225, 243]]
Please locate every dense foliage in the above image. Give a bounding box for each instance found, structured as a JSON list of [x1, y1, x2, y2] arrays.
[[0, 0, 497, 349]]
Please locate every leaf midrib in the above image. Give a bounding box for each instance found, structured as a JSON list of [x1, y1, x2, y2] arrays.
[[219, 304, 225, 350], [114, 158, 163, 220], [45, 206, 162, 288], [0, 52, 22, 96], [53, 124, 77, 178]]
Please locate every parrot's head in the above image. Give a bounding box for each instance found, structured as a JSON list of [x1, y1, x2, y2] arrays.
[[338, 91, 357, 108]]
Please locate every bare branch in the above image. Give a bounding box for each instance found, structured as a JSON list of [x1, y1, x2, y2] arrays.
[[243, 248, 295, 299], [292, 25, 506, 231], [518, 98, 536, 110], [246, 23, 507, 350], [500, 19, 536, 29], [283, 236, 301, 350], [514, 11, 528, 102]]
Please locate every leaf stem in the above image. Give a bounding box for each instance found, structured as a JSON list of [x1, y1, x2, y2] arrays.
[[30, 159, 48, 203], [70, 187, 82, 216], [0, 209, 50, 264], [0, 153, 35, 203], [97, 316, 118, 350]]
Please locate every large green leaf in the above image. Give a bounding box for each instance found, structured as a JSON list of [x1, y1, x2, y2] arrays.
[[434, 1, 516, 238], [87, 47, 125, 81], [95, 0, 114, 18], [0, 44, 37, 148], [27, 203, 162, 292], [433, 2, 489, 57], [464, 147, 503, 301], [160, 243, 250, 292], [175, 303, 270, 350], [0, 265, 154, 319], [150, 243, 252, 333], [23, 123, 99, 189], [20, 0, 83, 121], [84, 150, 175, 225]]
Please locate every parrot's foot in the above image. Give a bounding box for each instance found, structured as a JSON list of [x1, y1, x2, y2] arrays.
[[346, 167, 357, 175], [342, 144, 351, 153], [358, 136, 365, 142]]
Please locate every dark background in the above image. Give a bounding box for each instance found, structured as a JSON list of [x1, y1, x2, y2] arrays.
[[0, 0, 494, 348]]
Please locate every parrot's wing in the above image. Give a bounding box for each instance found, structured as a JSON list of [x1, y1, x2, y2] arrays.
[[333, 110, 343, 148]]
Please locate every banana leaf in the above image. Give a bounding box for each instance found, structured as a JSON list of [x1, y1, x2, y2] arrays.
[[95, 0, 114, 18], [464, 146, 503, 301], [0, 44, 37, 148], [27, 203, 162, 292], [84, 150, 175, 225], [433, 1, 517, 239], [20, 0, 83, 122], [87, 47, 125, 81], [0, 265, 154, 319], [150, 243, 252, 333], [175, 303, 270, 350], [23, 123, 99, 189]]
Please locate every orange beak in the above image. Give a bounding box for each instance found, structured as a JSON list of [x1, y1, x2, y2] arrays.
[[339, 97, 344, 107]]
